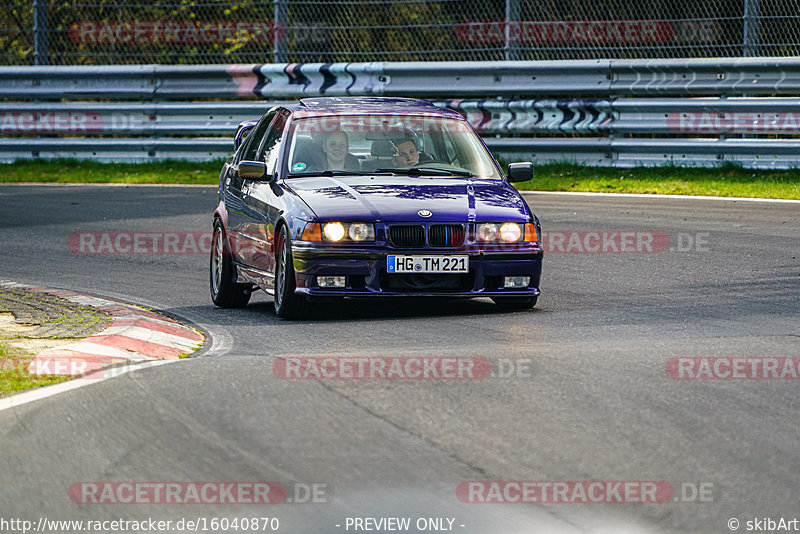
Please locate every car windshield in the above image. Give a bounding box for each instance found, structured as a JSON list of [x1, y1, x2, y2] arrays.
[[284, 114, 502, 179]]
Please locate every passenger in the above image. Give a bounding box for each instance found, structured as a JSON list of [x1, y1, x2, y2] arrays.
[[321, 132, 360, 171]]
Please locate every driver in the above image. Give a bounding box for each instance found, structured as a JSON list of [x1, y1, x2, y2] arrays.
[[393, 138, 420, 167], [391, 135, 432, 168]]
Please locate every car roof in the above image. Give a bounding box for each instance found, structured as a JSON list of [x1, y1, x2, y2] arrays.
[[287, 97, 463, 119]]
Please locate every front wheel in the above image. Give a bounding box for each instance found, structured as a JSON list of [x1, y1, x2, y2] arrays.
[[491, 295, 538, 310], [210, 220, 251, 308], [274, 226, 311, 319]]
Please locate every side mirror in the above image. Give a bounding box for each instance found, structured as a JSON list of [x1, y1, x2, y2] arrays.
[[238, 160, 269, 180], [507, 162, 534, 182]]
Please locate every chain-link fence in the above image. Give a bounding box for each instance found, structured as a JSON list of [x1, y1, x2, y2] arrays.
[[0, 0, 793, 66]]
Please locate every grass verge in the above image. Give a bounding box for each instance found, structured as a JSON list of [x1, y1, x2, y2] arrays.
[[509, 162, 800, 199], [0, 159, 224, 184], [0, 159, 798, 199], [0, 342, 70, 397]]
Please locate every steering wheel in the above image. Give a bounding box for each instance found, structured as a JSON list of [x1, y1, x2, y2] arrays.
[[412, 160, 446, 167]]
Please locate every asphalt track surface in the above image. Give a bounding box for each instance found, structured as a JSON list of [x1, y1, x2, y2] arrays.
[[0, 184, 798, 534]]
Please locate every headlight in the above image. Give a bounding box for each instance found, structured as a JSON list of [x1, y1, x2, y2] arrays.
[[348, 223, 375, 242], [499, 223, 522, 242], [476, 223, 523, 243], [312, 222, 376, 242], [476, 223, 498, 242], [323, 222, 346, 242]]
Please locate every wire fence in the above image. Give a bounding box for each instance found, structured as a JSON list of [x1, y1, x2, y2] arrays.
[[0, 0, 793, 65]]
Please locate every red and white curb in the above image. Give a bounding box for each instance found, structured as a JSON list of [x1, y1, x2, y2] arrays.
[[0, 282, 204, 376]]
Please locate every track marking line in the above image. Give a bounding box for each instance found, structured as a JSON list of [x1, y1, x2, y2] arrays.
[[0, 360, 177, 413], [523, 191, 800, 203]]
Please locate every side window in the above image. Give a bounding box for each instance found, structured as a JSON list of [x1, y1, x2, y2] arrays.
[[258, 113, 288, 173], [241, 112, 275, 162]]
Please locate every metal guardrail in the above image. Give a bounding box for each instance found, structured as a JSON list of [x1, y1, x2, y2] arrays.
[[0, 65, 251, 100], [2, 59, 800, 168], [4, 98, 799, 137], [0, 137, 230, 161], [445, 97, 800, 136], [5, 58, 800, 99], [382, 58, 800, 97], [4, 136, 800, 169], [0, 101, 281, 135], [491, 138, 800, 168]]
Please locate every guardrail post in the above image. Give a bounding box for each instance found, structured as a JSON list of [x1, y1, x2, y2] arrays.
[[273, 0, 289, 63], [33, 0, 49, 65], [505, 0, 520, 61], [743, 0, 761, 57]]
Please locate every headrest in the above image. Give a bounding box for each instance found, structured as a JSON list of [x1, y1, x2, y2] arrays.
[[370, 139, 396, 157]]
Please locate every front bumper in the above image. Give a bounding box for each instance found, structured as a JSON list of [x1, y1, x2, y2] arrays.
[[291, 243, 542, 298]]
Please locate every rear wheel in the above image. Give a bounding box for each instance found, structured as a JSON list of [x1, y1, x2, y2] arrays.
[[492, 295, 538, 310], [274, 226, 311, 319], [210, 220, 251, 308]]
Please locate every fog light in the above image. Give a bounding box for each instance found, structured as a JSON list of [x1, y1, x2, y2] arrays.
[[317, 276, 346, 288], [503, 276, 530, 289]]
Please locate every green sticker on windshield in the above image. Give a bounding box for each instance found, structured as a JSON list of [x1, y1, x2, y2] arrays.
[[291, 162, 307, 172]]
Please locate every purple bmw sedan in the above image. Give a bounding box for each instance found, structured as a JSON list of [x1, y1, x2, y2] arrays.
[[211, 97, 542, 318]]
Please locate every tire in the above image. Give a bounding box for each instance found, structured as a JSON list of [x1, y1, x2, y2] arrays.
[[273, 225, 311, 319], [210, 219, 252, 308], [492, 295, 538, 310]]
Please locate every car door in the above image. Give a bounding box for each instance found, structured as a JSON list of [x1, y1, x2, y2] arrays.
[[237, 110, 289, 276], [226, 111, 275, 265]]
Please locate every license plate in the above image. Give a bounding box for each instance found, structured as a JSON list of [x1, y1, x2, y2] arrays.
[[387, 255, 469, 274]]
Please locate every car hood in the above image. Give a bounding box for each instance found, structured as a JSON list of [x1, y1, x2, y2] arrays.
[[284, 176, 529, 222]]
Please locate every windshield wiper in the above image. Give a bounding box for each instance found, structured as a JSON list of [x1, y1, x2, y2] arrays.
[[287, 170, 379, 178], [321, 170, 371, 176], [374, 167, 473, 177]]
